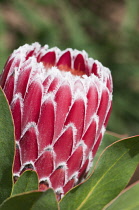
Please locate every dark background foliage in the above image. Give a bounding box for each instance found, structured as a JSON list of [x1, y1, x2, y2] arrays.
[[0, 0, 139, 136]]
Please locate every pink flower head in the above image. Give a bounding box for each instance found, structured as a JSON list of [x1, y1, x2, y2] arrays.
[[0, 43, 112, 198]]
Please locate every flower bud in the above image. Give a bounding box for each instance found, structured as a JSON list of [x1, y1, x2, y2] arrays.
[[0, 43, 112, 198]]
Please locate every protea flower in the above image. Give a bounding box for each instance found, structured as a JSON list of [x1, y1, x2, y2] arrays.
[[0, 43, 112, 198]]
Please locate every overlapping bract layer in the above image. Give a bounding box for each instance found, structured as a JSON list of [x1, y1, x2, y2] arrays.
[[0, 43, 112, 197]]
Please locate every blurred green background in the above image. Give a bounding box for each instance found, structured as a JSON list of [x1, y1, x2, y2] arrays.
[[0, 0, 139, 136]]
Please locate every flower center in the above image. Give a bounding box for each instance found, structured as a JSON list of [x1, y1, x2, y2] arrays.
[[43, 62, 85, 76], [58, 64, 85, 76]]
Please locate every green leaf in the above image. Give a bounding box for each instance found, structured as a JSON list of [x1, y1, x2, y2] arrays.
[[0, 88, 15, 204], [105, 181, 139, 210], [0, 189, 58, 210], [95, 132, 121, 162], [88, 132, 120, 176], [60, 135, 139, 210], [11, 171, 39, 196]]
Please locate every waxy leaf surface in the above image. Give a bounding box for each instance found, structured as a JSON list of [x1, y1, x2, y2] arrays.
[[11, 171, 38, 196], [88, 132, 120, 176], [105, 181, 139, 210], [60, 135, 139, 210], [0, 189, 58, 210], [0, 88, 15, 204]]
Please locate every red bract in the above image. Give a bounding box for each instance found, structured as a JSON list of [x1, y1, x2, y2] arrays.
[[0, 43, 112, 198]]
